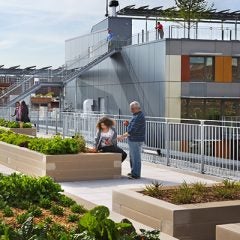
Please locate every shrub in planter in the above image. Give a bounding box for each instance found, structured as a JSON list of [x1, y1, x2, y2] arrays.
[[0, 118, 32, 128], [0, 128, 86, 155]]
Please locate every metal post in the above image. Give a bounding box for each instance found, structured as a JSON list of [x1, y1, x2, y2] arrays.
[[55, 109, 58, 134], [221, 21, 224, 40], [37, 108, 40, 132], [165, 119, 170, 166], [230, 30, 232, 40], [46, 109, 49, 135], [235, 20, 238, 40], [142, 29, 144, 43], [137, 33, 140, 45], [200, 120, 205, 174], [145, 17, 148, 42], [195, 22, 198, 39]]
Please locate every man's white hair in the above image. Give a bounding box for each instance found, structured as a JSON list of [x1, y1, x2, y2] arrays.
[[130, 101, 141, 109]]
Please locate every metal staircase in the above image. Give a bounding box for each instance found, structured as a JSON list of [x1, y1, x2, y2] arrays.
[[0, 40, 122, 107]]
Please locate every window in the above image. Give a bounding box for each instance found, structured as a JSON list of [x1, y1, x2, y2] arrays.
[[190, 57, 214, 82], [232, 57, 240, 81], [181, 99, 240, 120]]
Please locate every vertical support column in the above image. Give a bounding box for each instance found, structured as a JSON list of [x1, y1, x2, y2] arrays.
[[235, 20, 238, 40], [165, 119, 170, 166], [221, 21, 224, 40], [142, 29, 144, 43], [200, 120, 205, 174], [145, 17, 148, 42], [195, 22, 198, 39], [46, 109, 49, 135]]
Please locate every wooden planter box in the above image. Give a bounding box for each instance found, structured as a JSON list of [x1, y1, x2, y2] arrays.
[[216, 223, 240, 240], [0, 141, 122, 182], [0, 126, 36, 136], [113, 188, 240, 240], [31, 97, 52, 104]]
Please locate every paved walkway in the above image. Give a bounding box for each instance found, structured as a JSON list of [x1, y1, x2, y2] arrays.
[[0, 157, 219, 210]]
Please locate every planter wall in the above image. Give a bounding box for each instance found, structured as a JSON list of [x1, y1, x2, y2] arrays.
[[0, 126, 36, 136], [113, 189, 240, 240], [0, 141, 122, 182]]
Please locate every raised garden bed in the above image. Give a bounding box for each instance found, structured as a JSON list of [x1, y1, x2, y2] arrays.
[[0, 141, 121, 181], [0, 129, 121, 181], [0, 173, 160, 240], [113, 181, 240, 240], [0, 119, 36, 136]]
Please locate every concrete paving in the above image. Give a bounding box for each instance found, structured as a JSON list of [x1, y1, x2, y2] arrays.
[[0, 156, 219, 210]]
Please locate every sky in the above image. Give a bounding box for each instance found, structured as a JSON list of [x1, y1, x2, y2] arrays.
[[0, 0, 238, 68]]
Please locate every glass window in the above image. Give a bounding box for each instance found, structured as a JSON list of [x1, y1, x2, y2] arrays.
[[232, 57, 240, 82], [188, 99, 205, 119], [223, 100, 240, 116], [206, 100, 221, 120], [190, 56, 214, 82]]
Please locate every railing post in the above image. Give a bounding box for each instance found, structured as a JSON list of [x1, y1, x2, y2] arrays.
[[55, 109, 58, 134], [200, 120, 205, 174], [165, 119, 170, 166], [63, 113, 66, 138], [46, 109, 49, 135], [37, 108, 40, 132], [142, 29, 144, 43]]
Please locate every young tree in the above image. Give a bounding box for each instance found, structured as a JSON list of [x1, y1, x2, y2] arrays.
[[174, 0, 214, 38]]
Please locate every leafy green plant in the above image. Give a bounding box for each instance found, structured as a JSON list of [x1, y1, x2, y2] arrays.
[[173, 181, 194, 204], [0, 119, 32, 128], [39, 198, 52, 209], [50, 205, 64, 216], [27, 206, 42, 217], [0, 128, 86, 155], [192, 182, 207, 195], [68, 214, 79, 223], [79, 206, 131, 240], [143, 181, 163, 198], [57, 194, 76, 207], [3, 206, 14, 217], [16, 212, 30, 224], [70, 204, 87, 214]]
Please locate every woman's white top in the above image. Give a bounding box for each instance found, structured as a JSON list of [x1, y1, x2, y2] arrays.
[[100, 129, 114, 147]]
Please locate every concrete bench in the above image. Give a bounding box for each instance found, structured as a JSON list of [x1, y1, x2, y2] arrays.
[[216, 223, 240, 240]]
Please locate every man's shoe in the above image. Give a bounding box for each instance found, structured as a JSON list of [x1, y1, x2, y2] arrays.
[[127, 173, 132, 177], [128, 174, 140, 179]]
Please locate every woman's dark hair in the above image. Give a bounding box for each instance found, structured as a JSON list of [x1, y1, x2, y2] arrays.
[[96, 117, 115, 130], [21, 101, 27, 107]]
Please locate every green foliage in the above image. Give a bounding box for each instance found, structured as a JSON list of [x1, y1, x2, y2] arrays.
[[0, 119, 32, 128], [213, 180, 240, 200], [172, 181, 194, 204], [171, 0, 214, 38], [79, 206, 131, 240], [0, 173, 63, 207], [0, 128, 86, 155], [27, 205, 42, 217], [57, 194, 76, 207], [50, 205, 64, 216], [143, 181, 163, 198], [16, 212, 31, 224], [3, 206, 14, 217], [70, 204, 87, 214], [67, 214, 79, 223], [39, 198, 52, 209], [192, 182, 206, 195]]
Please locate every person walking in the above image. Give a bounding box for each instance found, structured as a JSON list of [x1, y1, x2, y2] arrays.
[[107, 29, 114, 49], [19, 101, 30, 127], [118, 101, 146, 179], [11, 101, 20, 121], [94, 116, 127, 162], [156, 21, 164, 39]]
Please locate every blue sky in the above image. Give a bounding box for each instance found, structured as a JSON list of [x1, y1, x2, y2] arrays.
[[0, 0, 238, 68]]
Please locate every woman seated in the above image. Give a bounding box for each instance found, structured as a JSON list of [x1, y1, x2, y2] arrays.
[[94, 117, 127, 162]]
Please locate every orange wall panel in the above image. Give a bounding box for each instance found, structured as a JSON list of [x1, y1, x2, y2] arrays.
[[215, 56, 232, 83], [215, 56, 224, 82], [223, 57, 232, 82], [181, 55, 190, 82]]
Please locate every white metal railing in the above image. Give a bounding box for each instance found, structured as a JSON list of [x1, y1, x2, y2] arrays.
[[1, 107, 240, 180]]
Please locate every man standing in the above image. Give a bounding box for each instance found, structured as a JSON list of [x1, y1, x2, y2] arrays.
[[118, 101, 146, 179], [156, 21, 164, 39], [107, 29, 114, 49]]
